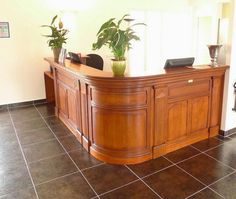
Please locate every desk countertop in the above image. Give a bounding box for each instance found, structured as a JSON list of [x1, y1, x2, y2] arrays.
[[45, 57, 229, 80]]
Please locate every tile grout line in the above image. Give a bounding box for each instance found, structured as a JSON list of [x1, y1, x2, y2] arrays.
[[16, 126, 51, 134], [7, 107, 40, 199], [34, 105, 100, 199], [163, 156, 226, 199], [190, 145, 236, 171], [164, 152, 202, 165], [205, 171, 236, 199], [96, 179, 141, 198], [11, 116, 43, 124], [20, 131, 74, 148], [20, 137, 58, 147], [27, 152, 67, 164], [35, 171, 80, 186], [207, 170, 236, 187], [125, 165, 164, 199], [80, 162, 105, 172], [184, 187, 224, 199], [140, 164, 174, 179], [94, 163, 175, 197]]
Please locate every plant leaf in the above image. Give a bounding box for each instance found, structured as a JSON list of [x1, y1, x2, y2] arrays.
[[51, 15, 57, 25], [117, 14, 130, 27], [128, 22, 146, 28], [97, 18, 115, 36]]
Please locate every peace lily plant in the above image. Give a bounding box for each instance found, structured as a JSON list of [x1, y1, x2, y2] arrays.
[[92, 14, 145, 76], [42, 15, 69, 62]]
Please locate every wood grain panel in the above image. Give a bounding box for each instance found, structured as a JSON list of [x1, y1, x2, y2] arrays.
[[67, 89, 77, 128], [154, 87, 168, 146], [57, 82, 68, 117], [91, 89, 147, 106], [57, 71, 77, 89], [189, 95, 209, 133], [44, 71, 55, 103], [91, 108, 148, 151], [45, 57, 228, 165], [210, 76, 223, 127], [167, 101, 188, 141], [168, 79, 210, 98]]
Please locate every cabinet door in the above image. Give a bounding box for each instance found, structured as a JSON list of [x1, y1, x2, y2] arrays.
[[189, 95, 209, 133], [67, 88, 77, 127], [167, 100, 188, 141], [57, 81, 68, 117]]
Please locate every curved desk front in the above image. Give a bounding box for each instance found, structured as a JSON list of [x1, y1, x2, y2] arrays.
[[45, 58, 228, 164]]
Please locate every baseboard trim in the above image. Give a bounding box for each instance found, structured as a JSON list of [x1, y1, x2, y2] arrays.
[[0, 99, 47, 110], [220, 127, 236, 137]]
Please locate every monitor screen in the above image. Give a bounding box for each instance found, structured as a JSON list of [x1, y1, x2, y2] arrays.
[[164, 57, 195, 68]]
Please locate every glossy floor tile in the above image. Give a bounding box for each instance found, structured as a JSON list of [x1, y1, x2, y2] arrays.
[[210, 172, 236, 199], [49, 123, 72, 138], [82, 164, 137, 194], [0, 187, 37, 199], [143, 166, 204, 199], [69, 149, 102, 170], [164, 146, 200, 163], [0, 159, 33, 196], [100, 180, 159, 199], [29, 154, 77, 185], [128, 156, 172, 177], [206, 143, 236, 169], [14, 118, 47, 132], [178, 154, 234, 185], [23, 139, 65, 162], [18, 127, 54, 145], [44, 116, 64, 127], [188, 188, 223, 199], [191, 137, 223, 152], [35, 103, 55, 117], [36, 173, 96, 199], [0, 104, 236, 199], [58, 135, 83, 152]]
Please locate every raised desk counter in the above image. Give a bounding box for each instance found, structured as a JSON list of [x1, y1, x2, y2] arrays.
[[45, 57, 229, 164]]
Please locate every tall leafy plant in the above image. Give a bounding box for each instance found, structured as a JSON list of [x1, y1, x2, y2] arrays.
[[42, 15, 69, 49], [92, 14, 145, 61]]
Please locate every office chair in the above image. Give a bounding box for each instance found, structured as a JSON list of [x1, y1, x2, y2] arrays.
[[86, 54, 104, 70]]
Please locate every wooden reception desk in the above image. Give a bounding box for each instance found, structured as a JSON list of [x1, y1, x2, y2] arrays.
[[45, 58, 228, 164]]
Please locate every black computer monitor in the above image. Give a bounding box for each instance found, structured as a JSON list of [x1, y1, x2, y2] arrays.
[[164, 57, 195, 68]]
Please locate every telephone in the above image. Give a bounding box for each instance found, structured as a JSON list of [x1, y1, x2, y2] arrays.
[[68, 52, 82, 64]]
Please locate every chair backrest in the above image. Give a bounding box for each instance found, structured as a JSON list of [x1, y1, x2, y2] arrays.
[[86, 54, 104, 70]]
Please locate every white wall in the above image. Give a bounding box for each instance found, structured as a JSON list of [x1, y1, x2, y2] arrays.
[[221, 0, 236, 131], [0, 0, 52, 105], [0, 0, 235, 132], [0, 0, 190, 105]]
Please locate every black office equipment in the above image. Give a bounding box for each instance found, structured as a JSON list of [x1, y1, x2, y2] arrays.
[[164, 57, 195, 68], [86, 54, 104, 70], [68, 52, 82, 63]]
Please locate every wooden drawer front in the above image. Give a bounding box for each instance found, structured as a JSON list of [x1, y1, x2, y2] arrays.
[[57, 71, 77, 89], [91, 89, 147, 107], [168, 79, 210, 98]]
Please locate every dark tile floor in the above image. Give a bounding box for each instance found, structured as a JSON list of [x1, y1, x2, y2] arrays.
[[0, 103, 236, 199]]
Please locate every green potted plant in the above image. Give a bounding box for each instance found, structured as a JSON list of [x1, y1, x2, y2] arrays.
[[42, 15, 69, 62], [92, 14, 145, 76]]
